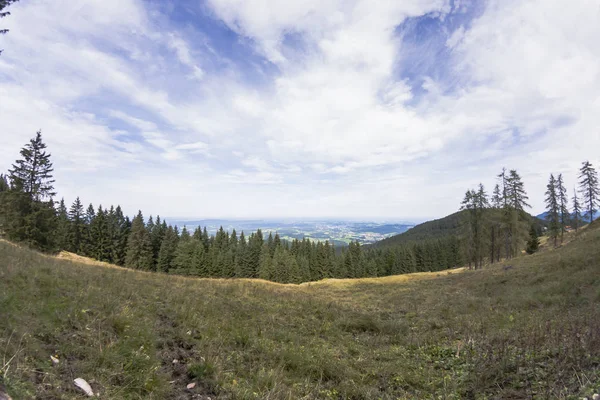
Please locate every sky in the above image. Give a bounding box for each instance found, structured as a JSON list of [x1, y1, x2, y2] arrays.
[[0, 0, 599, 222]]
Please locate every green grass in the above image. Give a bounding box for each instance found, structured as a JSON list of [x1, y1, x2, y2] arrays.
[[1, 225, 600, 399]]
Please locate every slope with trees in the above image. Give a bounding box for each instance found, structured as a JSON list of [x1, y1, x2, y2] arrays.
[[1, 132, 598, 284]]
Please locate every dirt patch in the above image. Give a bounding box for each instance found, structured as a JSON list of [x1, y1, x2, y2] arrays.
[[155, 313, 221, 399]]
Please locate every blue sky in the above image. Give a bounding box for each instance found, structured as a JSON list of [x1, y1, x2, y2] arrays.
[[0, 0, 598, 220]]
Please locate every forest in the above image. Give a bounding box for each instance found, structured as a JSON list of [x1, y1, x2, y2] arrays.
[[1, 132, 598, 283]]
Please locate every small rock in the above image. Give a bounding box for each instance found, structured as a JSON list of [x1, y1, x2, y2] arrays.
[[74, 378, 94, 397], [172, 359, 179, 364], [592, 394, 599, 400], [50, 355, 59, 365], [186, 382, 196, 390]]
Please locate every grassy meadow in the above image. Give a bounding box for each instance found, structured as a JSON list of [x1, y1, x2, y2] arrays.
[[1, 224, 600, 399]]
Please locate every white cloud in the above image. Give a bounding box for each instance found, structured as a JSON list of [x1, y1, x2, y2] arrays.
[[0, 0, 599, 219]]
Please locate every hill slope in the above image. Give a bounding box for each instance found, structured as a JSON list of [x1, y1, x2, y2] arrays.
[[373, 210, 465, 247], [373, 209, 545, 247], [1, 225, 600, 399]]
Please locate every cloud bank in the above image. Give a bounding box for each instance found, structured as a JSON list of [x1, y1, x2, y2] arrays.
[[0, 0, 598, 220]]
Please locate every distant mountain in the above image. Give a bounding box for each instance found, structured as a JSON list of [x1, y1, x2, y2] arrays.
[[536, 210, 598, 222]]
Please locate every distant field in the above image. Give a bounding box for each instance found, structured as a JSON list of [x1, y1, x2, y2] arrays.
[[1, 225, 599, 399], [166, 219, 414, 245]]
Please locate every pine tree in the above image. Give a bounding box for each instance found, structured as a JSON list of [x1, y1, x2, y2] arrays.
[[525, 225, 540, 255], [111, 206, 129, 266], [545, 174, 560, 247], [460, 184, 488, 269], [4, 131, 57, 250], [157, 225, 179, 273], [68, 197, 85, 253], [556, 174, 569, 243], [171, 227, 194, 275], [578, 161, 599, 223], [82, 203, 96, 257], [55, 198, 70, 250], [572, 188, 582, 232], [258, 243, 275, 280], [506, 170, 530, 210], [501, 169, 530, 258], [90, 205, 111, 261], [125, 211, 153, 270], [489, 183, 503, 263], [236, 231, 247, 277], [491, 184, 502, 208], [148, 216, 166, 269]]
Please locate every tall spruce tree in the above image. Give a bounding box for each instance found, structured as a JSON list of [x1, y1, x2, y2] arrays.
[[55, 198, 70, 250], [578, 161, 599, 223], [556, 173, 569, 243], [460, 184, 488, 269], [125, 211, 153, 270], [68, 197, 85, 253], [157, 225, 179, 273], [545, 174, 560, 247], [90, 205, 111, 261], [82, 203, 96, 257], [572, 188, 582, 232], [525, 225, 540, 255], [111, 206, 130, 266], [504, 169, 530, 258], [4, 131, 57, 250]]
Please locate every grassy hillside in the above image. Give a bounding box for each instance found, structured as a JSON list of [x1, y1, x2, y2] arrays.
[[1, 225, 600, 399]]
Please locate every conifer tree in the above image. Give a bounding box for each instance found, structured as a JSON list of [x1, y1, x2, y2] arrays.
[[149, 216, 166, 268], [125, 211, 153, 270], [81, 203, 96, 256], [236, 231, 247, 277], [502, 169, 530, 258], [578, 161, 599, 223], [556, 174, 569, 243], [258, 243, 275, 280], [461, 184, 488, 269], [507, 170, 530, 210], [545, 174, 560, 247], [68, 197, 85, 253], [91, 205, 112, 261], [489, 183, 503, 262], [157, 225, 179, 273], [111, 206, 129, 266], [4, 131, 57, 250], [171, 227, 193, 274], [55, 198, 70, 250], [525, 225, 540, 255], [572, 188, 582, 232]]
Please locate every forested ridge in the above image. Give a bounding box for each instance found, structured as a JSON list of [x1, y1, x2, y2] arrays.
[[1, 132, 598, 283]]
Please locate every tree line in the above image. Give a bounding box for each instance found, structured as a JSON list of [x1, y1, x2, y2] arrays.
[[1, 132, 598, 282], [460, 163, 599, 269]]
